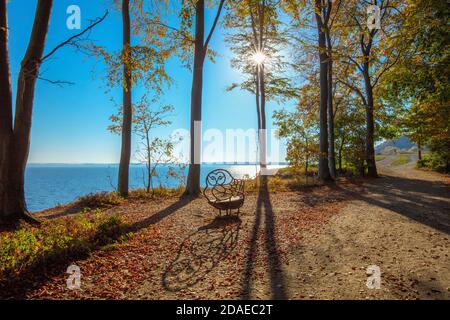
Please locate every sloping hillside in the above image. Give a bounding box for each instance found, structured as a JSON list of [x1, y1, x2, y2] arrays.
[[375, 136, 416, 154]]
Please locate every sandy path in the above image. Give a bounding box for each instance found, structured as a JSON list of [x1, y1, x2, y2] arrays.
[[6, 158, 448, 300], [283, 158, 450, 299]]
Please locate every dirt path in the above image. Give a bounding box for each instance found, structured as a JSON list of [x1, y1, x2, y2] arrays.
[[284, 158, 450, 299], [6, 159, 449, 300]]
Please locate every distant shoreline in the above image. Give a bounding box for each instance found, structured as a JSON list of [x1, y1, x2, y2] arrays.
[[27, 162, 289, 166]]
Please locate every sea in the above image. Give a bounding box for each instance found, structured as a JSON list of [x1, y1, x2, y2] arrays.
[[25, 163, 285, 212]]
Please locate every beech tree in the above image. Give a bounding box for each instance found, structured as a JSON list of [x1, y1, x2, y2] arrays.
[[225, 0, 294, 175], [337, 0, 403, 177], [282, 0, 338, 181], [91, 0, 173, 196], [118, 0, 133, 197], [274, 106, 319, 179], [313, 0, 333, 181], [0, 0, 107, 225], [0, 0, 54, 224], [109, 95, 181, 194], [383, 0, 449, 172], [182, 0, 226, 196]]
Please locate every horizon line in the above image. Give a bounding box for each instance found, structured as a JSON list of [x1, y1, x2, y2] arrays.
[[27, 162, 289, 165]]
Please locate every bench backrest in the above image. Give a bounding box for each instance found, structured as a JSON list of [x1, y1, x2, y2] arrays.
[[203, 169, 245, 202]]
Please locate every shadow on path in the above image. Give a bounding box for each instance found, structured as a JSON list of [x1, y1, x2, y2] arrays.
[[162, 215, 241, 292], [128, 196, 194, 231], [0, 197, 194, 299], [338, 174, 450, 235], [241, 177, 287, 299]]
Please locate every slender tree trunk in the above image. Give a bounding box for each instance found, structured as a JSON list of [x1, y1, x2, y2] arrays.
[[259, 64, 267, 170], [258, 0, 267, 172], [0, 0, 53, 225], [146, 132, 151, 193], [305, 140, 309, 184], [4, 0, 53, 222], [255, 72, 262, 132], [255, 69, 262, 173], [185, 0, 205, 196], [0, 0, 14, 222], [118, 0, 132, 197], [315, 1, 331, 181], [417, 137, 422, 161], [338, 136, 345, 174], [363, 65, 378, 178], [326, 39, 336, 178]]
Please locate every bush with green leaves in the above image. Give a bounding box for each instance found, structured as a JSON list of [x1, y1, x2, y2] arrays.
[[0, 214, 128, 276]]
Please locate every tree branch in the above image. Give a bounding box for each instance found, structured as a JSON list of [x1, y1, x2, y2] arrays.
[[337, 78, 367, 106], [37, 77, 75, 87], [204, 0, 226, 51], [372, 50, 400, 88], [41, 10, 109, 63]]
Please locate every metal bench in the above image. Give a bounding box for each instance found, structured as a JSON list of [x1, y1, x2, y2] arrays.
[[203, 169, 245, 215]]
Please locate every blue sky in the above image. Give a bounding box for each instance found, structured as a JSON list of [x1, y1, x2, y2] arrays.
[[7, 0, 294, 164]]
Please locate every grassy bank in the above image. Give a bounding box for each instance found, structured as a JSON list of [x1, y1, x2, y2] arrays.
[[391, 155, 411, 166], [0, 213, 129, 278]]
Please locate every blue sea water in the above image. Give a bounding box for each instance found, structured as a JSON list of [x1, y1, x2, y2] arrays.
[[25, 164, 277, 212]]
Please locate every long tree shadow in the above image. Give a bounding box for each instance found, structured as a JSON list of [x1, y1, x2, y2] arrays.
[[241, 177, 287, 300], [162, 215, 241, 291], [128, 196, 194, 231], [0, 197, 193, 299], [338, 174, 450, 235]]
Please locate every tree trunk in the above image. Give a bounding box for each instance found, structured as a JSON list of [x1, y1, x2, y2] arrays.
[[118, 0, 132, 197], [0, 0, 53, 224], [255, 68, 263, 174], [258, 1, 267, 172], [326, 44, 336, 178], [0, 0, 14, 222], [338, 137, 344, 174], [417, 137, 422, 161], [255, 71, 262, 132], [259, 64, 267, 170], [315, 1, 331, 181], [146, 131, 151, 193], [185, 0, 205, 196], [363, 66, 378, 178]]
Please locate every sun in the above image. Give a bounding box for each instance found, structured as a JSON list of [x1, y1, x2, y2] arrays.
[[251, 51, 267, 65]]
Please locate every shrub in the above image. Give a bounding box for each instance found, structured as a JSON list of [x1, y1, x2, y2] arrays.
[[243, 170, 321, 193], [417, 153, 450, 172], [391, 155, 410, 166], [76, 192, 124, 209], [0, 214, 128, 277], [129, 186, 184, 200]]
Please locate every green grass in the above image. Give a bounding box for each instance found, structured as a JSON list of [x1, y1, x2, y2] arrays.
[[391, 154, 411, 166], [375, 155, 386, 161], [74, 186, 185, 210], [76, 192, 124, 209], [0, 214, 129, 276]]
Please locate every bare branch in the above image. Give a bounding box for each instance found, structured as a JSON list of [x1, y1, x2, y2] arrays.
[[204, 0, 226, 51], [37, 77, 75, 87], [41, 10, 109, 63], [337, 78, 367, 106], [372, 51, 401, 88]]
